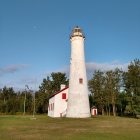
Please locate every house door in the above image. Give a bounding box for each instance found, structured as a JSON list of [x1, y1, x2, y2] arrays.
[[94, 109, 96, 115]]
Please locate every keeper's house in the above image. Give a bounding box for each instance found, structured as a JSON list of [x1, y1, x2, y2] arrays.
[[48, 85, 69, 117]]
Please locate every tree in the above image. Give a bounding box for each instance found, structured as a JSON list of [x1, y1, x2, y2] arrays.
[[36, 72, 68, 113], [89, 94, 94, 108], [88, 71, 106, 115], [51, 72, 69, 93], [116, 92, 127, 116], [124, 59, 140, 115], [124, 59, 140, 96], [0, 87, 17, 114], [105, 69, 122, 116]]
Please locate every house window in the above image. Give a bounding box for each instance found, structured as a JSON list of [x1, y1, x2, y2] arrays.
[[51, 104, 52, 111], [48, 105, 50, 111], [62, 93, 66, 99], [53, 103, 54, 110], [79, 78, 83, 84], [51, 104, 53, 111]]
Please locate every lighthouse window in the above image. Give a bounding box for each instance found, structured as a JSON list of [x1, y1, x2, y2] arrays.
[[79, 78, 83, 84], [62, 93, 66, 99]]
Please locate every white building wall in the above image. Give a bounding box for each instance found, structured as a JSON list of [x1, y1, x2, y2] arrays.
[[91, 108, 98, 116], [48, 96, 55, 117], [48, 88, 68, 117], [54, 88, 68, 117], [48, 27, 91, 118], [66, 28, 90, 118]]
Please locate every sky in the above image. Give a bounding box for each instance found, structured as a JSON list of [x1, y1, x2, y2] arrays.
[[0, 0, 140, 90]]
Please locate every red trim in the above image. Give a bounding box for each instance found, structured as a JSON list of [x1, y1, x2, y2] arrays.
[[94, 110, 96, 115], [62, 93, 66, 99], [49, 86, 69, 99]]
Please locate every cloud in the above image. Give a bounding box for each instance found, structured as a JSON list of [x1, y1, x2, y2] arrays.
[[0, 64, 29, 76], [56, 61, 129, 79], [20, 77, 38, 85], [0, 77, 39, 91], [16, 75, 42, 91], [86, 61, 128, 79], [86, 61, 128, 72]]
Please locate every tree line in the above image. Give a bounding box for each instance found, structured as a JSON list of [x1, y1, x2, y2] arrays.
[[0, 59, 140, 117], [89, 59, 140, 116], [0, 72, 68, 115]]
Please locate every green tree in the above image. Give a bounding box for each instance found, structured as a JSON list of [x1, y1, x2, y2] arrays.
[[88, 71, 106, 115], [116, 92, 127, 116], [89, 94, 94, 108], [124, 59, 140, 96], [124, 59, 140, 115], [36, 76, 53, 113], [51, 72, 69, 93], [0, 87, 17, 114], [36, 72, 68, 113], [105, 69, 122, 116]]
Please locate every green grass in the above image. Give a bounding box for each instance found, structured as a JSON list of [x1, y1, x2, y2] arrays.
[[0, 115, 140, 140]]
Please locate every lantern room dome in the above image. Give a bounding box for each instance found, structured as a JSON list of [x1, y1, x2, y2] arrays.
[[70, 26, 85, 39]]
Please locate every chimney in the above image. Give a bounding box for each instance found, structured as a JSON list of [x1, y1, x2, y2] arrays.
[[60, 84, 66, 90]]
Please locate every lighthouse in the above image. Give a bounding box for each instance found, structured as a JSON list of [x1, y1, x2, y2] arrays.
[[66, 26, 90, 118]]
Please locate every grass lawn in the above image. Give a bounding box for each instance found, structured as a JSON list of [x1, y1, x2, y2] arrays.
[[0, 115, 140, 140]]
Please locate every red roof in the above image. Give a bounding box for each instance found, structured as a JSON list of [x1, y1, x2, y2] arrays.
[[49, 86, 69, 99]]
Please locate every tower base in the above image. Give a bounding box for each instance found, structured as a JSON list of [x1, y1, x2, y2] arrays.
[[66, 113, 91, 118]]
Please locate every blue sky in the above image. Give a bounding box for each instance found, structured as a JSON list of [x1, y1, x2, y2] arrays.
[[0, 0, 140, 90]]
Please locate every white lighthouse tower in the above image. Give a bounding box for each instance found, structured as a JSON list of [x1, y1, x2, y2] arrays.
[[66, 26, 90, 118]]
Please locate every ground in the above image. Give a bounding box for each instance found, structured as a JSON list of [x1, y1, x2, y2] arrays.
[[0, 115, 140, 140]]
